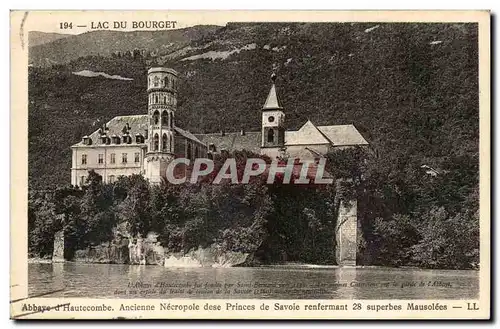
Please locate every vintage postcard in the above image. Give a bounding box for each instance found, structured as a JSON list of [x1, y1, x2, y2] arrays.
[[10, 10, 490, 320]]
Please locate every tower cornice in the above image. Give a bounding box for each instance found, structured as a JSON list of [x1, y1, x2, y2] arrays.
[[148, 67, 178, 76]]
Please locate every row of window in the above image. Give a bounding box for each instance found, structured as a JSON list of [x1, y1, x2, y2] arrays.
[[98, 135, 145, 145], [149, 75, 177, 90], [152, 133, 173, 152], [149, 93, 176, 106], [151, 110, 174, 127], [81, 152, 140, 165]]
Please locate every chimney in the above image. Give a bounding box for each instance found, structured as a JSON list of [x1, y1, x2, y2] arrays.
[[240, 128, 245, 136]]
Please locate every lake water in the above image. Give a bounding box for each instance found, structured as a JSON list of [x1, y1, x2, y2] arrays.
[[28, 263, 478, 299]]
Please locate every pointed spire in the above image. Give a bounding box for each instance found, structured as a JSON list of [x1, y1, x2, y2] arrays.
[[263, 72, 283, 110]]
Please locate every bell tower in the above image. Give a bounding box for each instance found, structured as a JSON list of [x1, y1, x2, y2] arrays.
[[145, 67, 178, 184], [261, 73, 285, 158]]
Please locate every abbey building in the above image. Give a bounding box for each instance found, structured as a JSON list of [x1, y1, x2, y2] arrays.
[[71, 68, 368, 186]]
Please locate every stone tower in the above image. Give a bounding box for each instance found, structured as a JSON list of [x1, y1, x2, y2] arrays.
[[145, 67, 178, 184], [260, 73, 286, 158]]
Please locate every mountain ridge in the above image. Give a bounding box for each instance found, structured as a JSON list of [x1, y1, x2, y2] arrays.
[[28, 31, 71, 47], [29, 25, 222, 67]]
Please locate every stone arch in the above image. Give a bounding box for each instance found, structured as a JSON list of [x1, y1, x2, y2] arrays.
[[162, 110, 168, 126], [162, 133, 168, 151], [153, 134, 159, 151], [153, 110, 160, 125]]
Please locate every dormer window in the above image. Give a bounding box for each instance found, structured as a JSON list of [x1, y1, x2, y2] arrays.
[[112, 135, 120, 144], [135, 134, 144, 144], [209, 143, 216, 152], [101, 135, 110, 145], [82, 136, 92, 145], [122, 134, 132, 144]]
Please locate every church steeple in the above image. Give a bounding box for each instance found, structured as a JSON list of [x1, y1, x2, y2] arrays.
[[263, 73, 283, 110], [261, 72, 286, 157]]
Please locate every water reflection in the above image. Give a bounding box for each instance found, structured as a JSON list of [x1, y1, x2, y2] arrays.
[[29, 263, 479, 300]]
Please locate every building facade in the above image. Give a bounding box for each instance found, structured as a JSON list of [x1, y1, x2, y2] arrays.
[[70, 67, 207, 186], [71, 67, 368, 186]]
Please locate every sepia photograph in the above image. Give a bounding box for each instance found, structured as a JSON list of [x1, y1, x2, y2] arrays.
[[10, 10, 490, 319]]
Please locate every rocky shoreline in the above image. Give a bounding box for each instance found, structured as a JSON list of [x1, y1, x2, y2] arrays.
[[47, 229, 257, 268]]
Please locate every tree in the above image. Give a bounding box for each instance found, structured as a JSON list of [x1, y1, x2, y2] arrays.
[[116, 174, 151, 236]]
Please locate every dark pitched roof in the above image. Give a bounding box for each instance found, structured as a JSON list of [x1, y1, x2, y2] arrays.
[[174, 126, 204, 145], [194, 121, 369, 154], [195, 131, 262, 153], [72, 115, 149, 147], [72, 114, 203, 147]]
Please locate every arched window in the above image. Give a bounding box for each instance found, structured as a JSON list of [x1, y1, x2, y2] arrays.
[[153, 134, 159, 151], [195, 146, 199, 158], [164, 77, 169, 88], [163, 96, 167, 104], [187, 143, 192, 160], [155, 95, 159, 104], [162, 133, 168, 151], [153, 76, 159, 87], [162, 110, 168, 126], [169, 112, 174, 128], [170, 135, 173, 152], [153, 110, 160, 125], [267, 129, 274, 143]]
